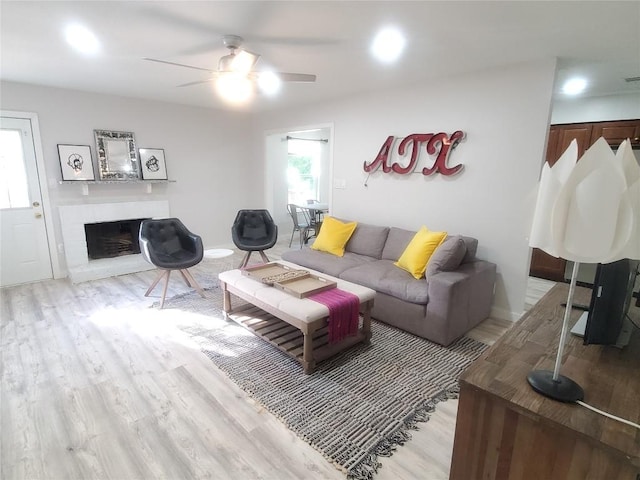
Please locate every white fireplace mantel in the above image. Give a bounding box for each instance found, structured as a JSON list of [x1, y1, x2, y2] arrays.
[[58, 179, 175, 195], [59, 200, 170, 283]]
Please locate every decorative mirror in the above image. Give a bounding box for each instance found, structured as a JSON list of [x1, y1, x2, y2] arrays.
[[94, 130, 140, 180]]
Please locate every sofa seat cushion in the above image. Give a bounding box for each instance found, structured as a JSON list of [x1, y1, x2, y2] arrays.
[[281, 248, 375, 278], [339, 260, 429, 305]]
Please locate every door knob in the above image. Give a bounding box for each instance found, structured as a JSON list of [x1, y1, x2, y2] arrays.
[[35, 213, 42, 218], [33, 201, 40, 207]]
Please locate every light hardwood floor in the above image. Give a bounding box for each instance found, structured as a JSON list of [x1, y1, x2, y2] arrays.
[[0, 240, 551, 480]]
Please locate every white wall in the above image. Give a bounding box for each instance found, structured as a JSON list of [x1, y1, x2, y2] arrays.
[[252, 59, 558, 320], [264, 132, 290, 226], [1, 81, 259, 276], [551, 92, 640, 124]]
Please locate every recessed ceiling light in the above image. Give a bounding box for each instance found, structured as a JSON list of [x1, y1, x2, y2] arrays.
[[64, 23, 100, 55], [562, 77, 587, 95], [371, 27, 406, 63]]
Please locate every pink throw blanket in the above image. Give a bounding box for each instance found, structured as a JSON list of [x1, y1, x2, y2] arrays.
[[309, 288, 360, 343]]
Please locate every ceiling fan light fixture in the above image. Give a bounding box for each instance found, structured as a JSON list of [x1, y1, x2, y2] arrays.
[[215, 73, 254, 103], [231, 50, 258, 73], [218, 53, 235, 72], [258, 71, 282, 96]]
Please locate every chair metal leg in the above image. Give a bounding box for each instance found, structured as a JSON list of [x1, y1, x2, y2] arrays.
[[258, 251, 270, 263], [302, 227, 313, 247], [289, 228, 295, 247]]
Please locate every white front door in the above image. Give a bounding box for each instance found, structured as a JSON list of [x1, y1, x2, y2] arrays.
[[0, 116, 53, 286]]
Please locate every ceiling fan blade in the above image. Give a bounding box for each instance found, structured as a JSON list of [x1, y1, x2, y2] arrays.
[[275, 72, 317, 83], [143, 57, 215, 73], [177, 78, 217, 88]]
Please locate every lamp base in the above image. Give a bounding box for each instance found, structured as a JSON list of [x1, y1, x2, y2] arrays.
[[527, 370, 584, 403]]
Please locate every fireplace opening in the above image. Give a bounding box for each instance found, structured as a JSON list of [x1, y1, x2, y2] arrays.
[[85, 218, 148, 260]]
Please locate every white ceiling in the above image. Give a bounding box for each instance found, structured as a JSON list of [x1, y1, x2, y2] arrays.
[[2, 1, 639, 112]]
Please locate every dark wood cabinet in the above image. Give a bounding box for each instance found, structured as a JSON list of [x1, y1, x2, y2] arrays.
[[529, 119, 640, 281], [529, 248, 566, 282], [547, 124, 592, 165], [591, 119, 640, 147]]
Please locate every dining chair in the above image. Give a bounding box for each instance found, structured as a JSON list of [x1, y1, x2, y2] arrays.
[[287, 204, 313, 248], [305, 199, 324, 238]]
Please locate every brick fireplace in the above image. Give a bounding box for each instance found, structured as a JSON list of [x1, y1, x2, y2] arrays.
[[59, 201, 170, 283]]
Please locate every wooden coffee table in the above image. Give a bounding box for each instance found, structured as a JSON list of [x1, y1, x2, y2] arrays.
[[218, 261, 375, 374]]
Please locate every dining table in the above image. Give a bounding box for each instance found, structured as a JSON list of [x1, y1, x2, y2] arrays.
[[294, 202, 329, 237], [293, 202, 329, 212]]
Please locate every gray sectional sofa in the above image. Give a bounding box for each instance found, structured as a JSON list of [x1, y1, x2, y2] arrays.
[[281, 220, 497, 346]]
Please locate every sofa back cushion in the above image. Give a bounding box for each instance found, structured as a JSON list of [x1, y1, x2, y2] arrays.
[[425, 235, 467, 277], [345, 222, 390, 259], [382, 227, 479, 264], [460, 236, 478, 263], [381, 227, 416, 261]]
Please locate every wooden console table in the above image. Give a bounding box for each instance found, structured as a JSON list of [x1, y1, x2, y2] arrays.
[[450, 283, 639, 479]]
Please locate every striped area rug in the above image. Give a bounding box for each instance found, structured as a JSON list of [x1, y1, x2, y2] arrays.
[[169, 289, 487, 480]]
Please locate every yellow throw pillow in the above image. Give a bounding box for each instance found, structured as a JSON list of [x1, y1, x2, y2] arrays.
[[311, 216, 357, 257], [395, 226, 448, 279]]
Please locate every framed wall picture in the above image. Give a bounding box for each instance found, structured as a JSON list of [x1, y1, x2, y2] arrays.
[[138, 148, 168, 180], [94, 129, 140, 180], [57, 144, 95, 181]]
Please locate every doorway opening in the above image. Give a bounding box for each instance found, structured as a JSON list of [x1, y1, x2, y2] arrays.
[[287, 137, 325, 204], [265, 124, 332, 228]]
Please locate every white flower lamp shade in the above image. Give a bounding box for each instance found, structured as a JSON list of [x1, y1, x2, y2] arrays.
[[527, 137, 640, 402]]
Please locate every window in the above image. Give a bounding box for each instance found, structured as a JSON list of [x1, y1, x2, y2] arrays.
[[0, 129, 29, 209], [287, 139, 321, 204]]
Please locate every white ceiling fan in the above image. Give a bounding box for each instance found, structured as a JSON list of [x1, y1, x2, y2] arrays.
[[144, 35, 316, 101]]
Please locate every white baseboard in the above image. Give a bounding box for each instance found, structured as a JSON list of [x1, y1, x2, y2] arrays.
[[490, 306, 522, 322]]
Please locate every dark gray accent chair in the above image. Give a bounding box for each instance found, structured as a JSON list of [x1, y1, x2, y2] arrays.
[[231, 209, 278, 268], [139, 217, 205, 308]]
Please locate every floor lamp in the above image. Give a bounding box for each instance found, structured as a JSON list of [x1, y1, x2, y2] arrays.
[[527, 137, 640, 402]]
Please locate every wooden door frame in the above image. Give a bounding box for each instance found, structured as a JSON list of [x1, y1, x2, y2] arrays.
[[1, 110, 62, 279]]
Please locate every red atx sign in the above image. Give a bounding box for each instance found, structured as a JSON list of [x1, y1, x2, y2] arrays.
[[364, 130, 465, 176]]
